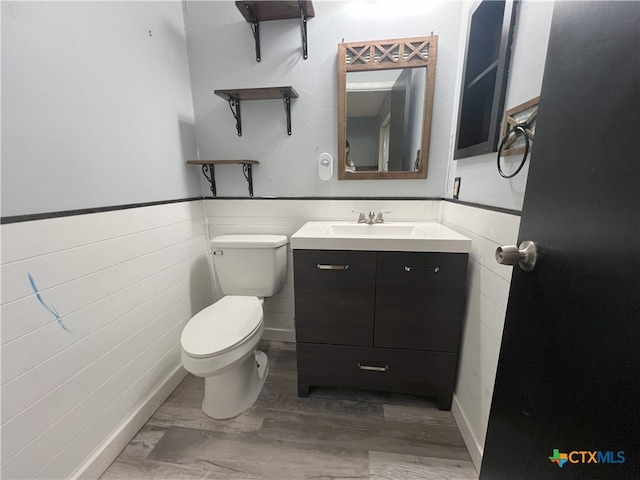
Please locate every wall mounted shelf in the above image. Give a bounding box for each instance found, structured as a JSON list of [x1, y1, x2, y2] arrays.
[[235, 1, 315, 62], [214, 86, 299, 136], [187, 160, 259, 197]]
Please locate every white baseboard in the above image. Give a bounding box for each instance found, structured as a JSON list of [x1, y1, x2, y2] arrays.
[[451, 394, 483, 473], [72, 365, 188, 480], [262, 327, 295, 343]]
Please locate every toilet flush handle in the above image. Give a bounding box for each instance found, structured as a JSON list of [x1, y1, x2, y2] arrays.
[[213, 250, 224, 256]]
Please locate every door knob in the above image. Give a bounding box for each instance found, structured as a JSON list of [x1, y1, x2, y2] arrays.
[[495, 241, 538, 272]]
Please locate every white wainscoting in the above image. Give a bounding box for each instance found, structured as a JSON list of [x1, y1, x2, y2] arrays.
[[204, 199, 441, 342], [440, 201, 521, 471], [0, 200, 212, 479], [0, 198, 517, 477]]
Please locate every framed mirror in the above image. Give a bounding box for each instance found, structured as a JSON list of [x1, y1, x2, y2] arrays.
[[338, 36, 438, 180]]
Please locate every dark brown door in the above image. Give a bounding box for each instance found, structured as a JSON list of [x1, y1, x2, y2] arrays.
[[481, 2, 639, 479], [388, 69, 411, 170]]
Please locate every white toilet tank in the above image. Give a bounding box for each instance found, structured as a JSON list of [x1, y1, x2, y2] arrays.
[[211, 235, 288, 296]]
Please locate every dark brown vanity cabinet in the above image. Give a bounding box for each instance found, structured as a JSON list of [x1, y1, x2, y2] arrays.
[[293, 249, 468, 410]]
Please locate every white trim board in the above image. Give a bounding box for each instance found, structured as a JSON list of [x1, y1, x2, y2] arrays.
[[72, 366, 187, 479]]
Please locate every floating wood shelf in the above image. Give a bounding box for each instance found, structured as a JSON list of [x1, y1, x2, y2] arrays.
[[214, 86, 299, 136], [235, 1, 315, 62], [187, 160, 260, 197]]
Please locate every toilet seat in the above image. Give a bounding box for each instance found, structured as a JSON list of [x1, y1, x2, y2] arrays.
[[181, 296, 263, 359]]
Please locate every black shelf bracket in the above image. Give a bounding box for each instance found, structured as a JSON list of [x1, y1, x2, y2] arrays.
[[201, 164, 217, 197], [299, 1, 309, 60], [215, 87, 297, 136], [227, 95, 242, 136], [242, 163, 255, 197], [198, 163, 256, 197], [244, 4, 261, 62], [281, 91, 292, 135], [237, 1, 313, 62]]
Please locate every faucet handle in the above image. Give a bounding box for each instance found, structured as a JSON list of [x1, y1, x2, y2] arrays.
[[375, 211, 391, 223], [352, 210, 366, 223]]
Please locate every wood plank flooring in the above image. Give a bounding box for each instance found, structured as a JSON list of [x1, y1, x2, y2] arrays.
[[101, 341, 478, 479]]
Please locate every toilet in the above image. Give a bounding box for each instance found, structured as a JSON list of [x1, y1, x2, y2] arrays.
[[180, 234, 288, 419]]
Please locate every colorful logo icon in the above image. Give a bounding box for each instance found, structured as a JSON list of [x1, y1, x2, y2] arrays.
[[549, 449, 625, 467], [549, 449, 569, 468]]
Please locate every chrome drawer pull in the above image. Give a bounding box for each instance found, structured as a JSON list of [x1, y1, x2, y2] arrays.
[[317, 264, 350, 270], [405, 266, 439, 273], [358, 363, 388, 372]]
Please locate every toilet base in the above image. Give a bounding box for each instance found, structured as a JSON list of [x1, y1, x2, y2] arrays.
[[201, 350, 268, 419]]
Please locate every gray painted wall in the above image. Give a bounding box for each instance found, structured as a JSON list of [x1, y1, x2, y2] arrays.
[[183, 0, 553, 209], [445, 1, 554, 211], [346, 117, 379, 169], [183, 1, 463, 198], [2, 0, 554, 216], [407, 68, 427, 172], [1, 1, 200, 217]]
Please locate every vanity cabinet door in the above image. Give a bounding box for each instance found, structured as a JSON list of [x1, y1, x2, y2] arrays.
[[374, 252, 468, 352], [293, 250, 376, 346]]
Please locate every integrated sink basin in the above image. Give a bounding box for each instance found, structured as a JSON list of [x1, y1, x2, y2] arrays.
[[291, 221, 471, 253], [327, 223, 419, 236]]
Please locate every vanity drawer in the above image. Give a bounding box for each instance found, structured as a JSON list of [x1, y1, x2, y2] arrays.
[[296, 342, 457, 401]]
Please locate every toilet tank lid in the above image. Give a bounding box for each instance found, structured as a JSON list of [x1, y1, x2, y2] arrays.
[[211, 234, 288, 249], [181, 296, 263, 358]]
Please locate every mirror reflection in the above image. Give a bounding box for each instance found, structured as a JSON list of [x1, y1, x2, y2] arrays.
[[338, 36, 438, 180], [346, 68, 426, 172]]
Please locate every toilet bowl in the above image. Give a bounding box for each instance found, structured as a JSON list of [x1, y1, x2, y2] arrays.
[[181, 295, 268, 419], [180, 234, 288, 419]]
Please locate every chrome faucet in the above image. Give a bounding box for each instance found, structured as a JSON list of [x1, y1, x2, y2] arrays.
[[366, 211, 376, 224], [353, 210, 391, 224]]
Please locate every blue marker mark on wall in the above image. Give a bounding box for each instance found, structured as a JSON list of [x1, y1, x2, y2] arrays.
[[28, 273, 70, 332]]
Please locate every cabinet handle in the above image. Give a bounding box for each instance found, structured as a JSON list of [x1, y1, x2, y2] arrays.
[[358, 362, 388, 372], [317, 264, 350, 270], [404, 266, 439, 273]]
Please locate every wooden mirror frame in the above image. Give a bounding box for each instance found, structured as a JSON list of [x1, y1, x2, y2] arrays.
[[338, 36, 438, 180]]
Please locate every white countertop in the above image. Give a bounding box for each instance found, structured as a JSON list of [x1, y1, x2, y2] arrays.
[[290, 221, 471, 253]]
